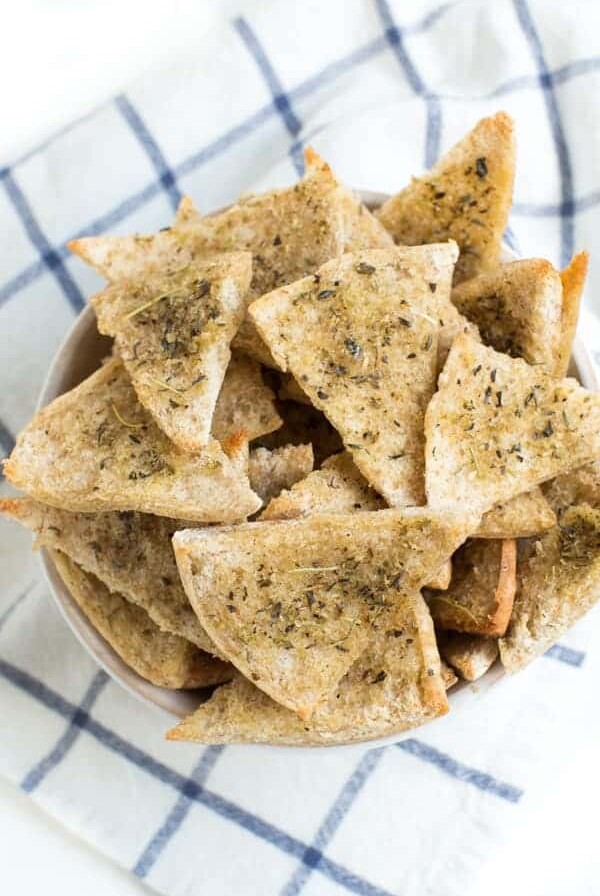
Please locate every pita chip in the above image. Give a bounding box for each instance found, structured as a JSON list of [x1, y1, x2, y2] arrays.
[[437, 631, 499, 682], [51, 551, 231, 689], [248, 444, 314, 504], [3, 358, 261, 522], [251, 245, 459, 505], [167, 591, 447, 745], [91, 253, 252, 451], [451, 259, 563, 371], [0, 497, 219, 654], [544, 461, 600, 514], [426, 538, 516, 636], [554, 252, 589, 377], [254, 401, 343, 465], [173, 507, 473, 719], [211, 352, 281, 443], [477, 488, 556, 538], [500, 504, 600, 672], [376, 112, 515, 283], [425, 333, 600, 515]]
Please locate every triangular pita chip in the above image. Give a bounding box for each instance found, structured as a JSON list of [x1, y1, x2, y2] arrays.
[[248, 444, 314, 504], [173, 508, 473, 718], [0, 497, 218, 654], [554, 251, 589, 376], [3, 359, 261, 522], [426, 538, 516, 636], [425, 333, 600, 515], [166, 591, 447, 745], [544, 461, 600, 514], [251, 245, 459, 505], [71, 151, 392, 366], [437, 631, 499, 682], [211, 352, 281, 443], [376, 112, 515, 283], [91, 253, 252, 451], [254, 400, 343, 465], [451, 259, 563, 370], [500, 504, 600, 672], [51, 551, 231, 688], [477, 488, 556, 538]]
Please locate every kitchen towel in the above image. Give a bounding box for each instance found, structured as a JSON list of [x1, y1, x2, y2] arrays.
[[1, 2, 600, 894]]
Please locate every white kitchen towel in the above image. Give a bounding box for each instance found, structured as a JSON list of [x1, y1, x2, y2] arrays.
[[1, 1, 600, 894]]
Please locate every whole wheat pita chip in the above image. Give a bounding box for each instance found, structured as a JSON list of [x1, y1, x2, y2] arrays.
[[254, 400, 343, 465], [248, 444, 314, 504], [426, 538, 516, 636], [261, 452, 451, 590], [544, 461, 600, 514], [71, 152, 393, 367], [0, 497, 219, 654], [211, 352, 281, 443], [437, 631, 499, 682], [477, 488, 556, 538], [251, 245, 460, 505], [376, 112, 515, 283], [173, 508, 474, 719], [51, 551, 231, 688], [166, 591, 447, 745], [425, 333, 600, 515], [554, 252, 589, 377], [91, 253, 252, 451], [500, 504, 600, 672], [451, 259, 563, 370], [3, 358, 261, 522]]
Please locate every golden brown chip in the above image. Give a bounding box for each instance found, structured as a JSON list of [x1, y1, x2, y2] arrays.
[[51, 551, 231, 689], [248, 444, 314, 504], [437, 631, 499, 682], [166, 591, 447, 745], [0, 497, 218, 654], [451, 259, 562, 370], [477, 488, 556, 538], [376, 112, 515, 283], [426, 539, 516, 636], [211, 352, 281, 443], [3, 358, 261, 522], [500, 504, 600, 672], [554, 252, 589, 377], [251, 245, 459, 505], [173, 508, 474, 719], [425, 333, 600, 515], [91, 253, 252, 451]]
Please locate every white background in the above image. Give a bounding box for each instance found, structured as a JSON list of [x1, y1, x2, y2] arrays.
[[1, 2, 599, 894]]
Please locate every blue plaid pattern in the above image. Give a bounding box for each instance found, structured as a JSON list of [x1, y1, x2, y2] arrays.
[[1, 2, 600, 894]]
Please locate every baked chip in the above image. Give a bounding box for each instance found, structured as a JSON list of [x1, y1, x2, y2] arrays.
[[477, 488, 556, 538], [376, 112, 515, 283], [425, 333, 600, 515], [500, 504, 600, 672], [0, 497, 218, 654], [544, 461, 600, 514], [248, 444, 314, 503], [426, 538, 516, 636], [3, 359, 261, 522], [51, 551, 231, 689], [166, 591, 447, 745], [173, 508, 474, 719], [254, 401, 343, 466], [555, 252, 589, 377], [451, 259, 563, 370], [211, 352, 281, 443], [91, 253, 252, 451], [437, 631, 499, 681], [251, 245, 459, 505]]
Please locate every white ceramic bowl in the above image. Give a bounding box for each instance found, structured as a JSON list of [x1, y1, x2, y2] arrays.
[[38, 192, 598, 746]]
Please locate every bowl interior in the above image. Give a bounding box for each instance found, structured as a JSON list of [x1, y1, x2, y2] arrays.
[[37, 192, 598, 747]]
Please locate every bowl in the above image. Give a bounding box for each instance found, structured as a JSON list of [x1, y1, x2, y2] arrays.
[[37, 191, 598, 745]]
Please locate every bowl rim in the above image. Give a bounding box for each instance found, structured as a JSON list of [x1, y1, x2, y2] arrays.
[[37, 190, 599, 751]]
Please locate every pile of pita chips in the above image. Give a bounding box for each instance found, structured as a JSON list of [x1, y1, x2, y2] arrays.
[[5, 111, 600, 746]]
